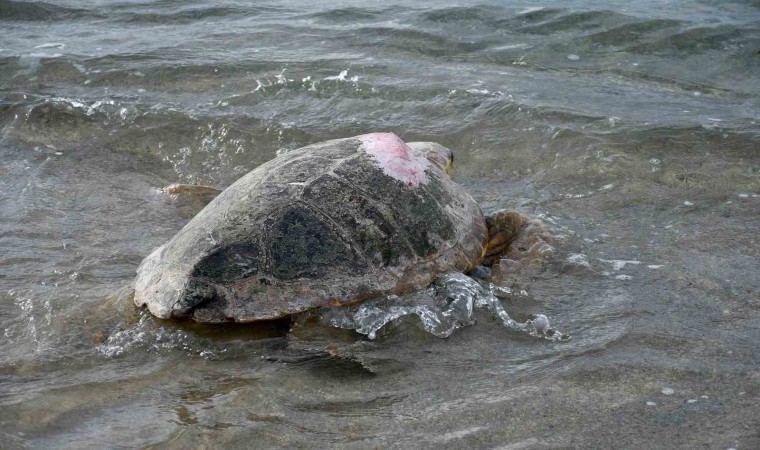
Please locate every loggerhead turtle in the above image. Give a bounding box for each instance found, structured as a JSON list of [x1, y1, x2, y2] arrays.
[[134, 132, 525, 323]]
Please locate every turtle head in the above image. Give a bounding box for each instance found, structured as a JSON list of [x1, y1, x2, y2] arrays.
[[407, 142, 454, 176]]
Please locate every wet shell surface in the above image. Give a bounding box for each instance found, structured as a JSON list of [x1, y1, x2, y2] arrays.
[[134, 133, 487, 322]]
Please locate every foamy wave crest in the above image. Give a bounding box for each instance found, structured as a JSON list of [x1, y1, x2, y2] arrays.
[[97, 314, 189, 357], [323, 272, 566, 340]]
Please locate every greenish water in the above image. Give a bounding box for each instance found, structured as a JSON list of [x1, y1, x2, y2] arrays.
[[1, 0, 758, 448]]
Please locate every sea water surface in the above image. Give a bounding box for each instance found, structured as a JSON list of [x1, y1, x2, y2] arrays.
[[1, 0, 759, 448]]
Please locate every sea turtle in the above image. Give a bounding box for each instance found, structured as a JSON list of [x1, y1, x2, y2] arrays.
[[134, 132, 525, 323]]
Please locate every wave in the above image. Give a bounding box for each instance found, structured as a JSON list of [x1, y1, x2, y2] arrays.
[[586, 19, 683, 46], [117, 5, 285, 25], [515, 10, 631, 35], [626, 24, 751, 53], [420, 6, 494, 23], [304, 6, 388, 23], [342, 26, 487, 57], [0, 0, 287, 24], [0, 0, 94, 21]]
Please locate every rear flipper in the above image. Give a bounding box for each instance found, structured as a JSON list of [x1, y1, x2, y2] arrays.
[[482, 210, 528, 266]]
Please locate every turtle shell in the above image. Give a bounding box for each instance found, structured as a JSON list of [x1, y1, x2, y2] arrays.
[[134, 133, 486, 322]]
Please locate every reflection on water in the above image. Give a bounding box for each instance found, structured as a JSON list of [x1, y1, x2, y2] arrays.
[[1, 0, 759, 448]]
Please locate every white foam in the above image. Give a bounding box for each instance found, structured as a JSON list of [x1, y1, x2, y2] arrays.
[[325, 70, 348, 81], [325, 69, 359, 82], [599, 259, 641, 270], [33, 43, 65, 49], [566, 253, 592, 268], [435, 426, 485, 442], [326, 272, 565, 341], [532, 314, 550, 332], [518, 7, 545, 14], [29, 53, 63, 58], [50, 97, 86, 109]]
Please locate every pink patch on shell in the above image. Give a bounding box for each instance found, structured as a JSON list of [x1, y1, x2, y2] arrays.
[[358, 132, 429, 187]]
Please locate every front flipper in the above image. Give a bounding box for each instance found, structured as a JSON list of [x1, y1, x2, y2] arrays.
[[161, 183, 223, 197], [482, 210, 527, 266], [160, 184, 223, 207]]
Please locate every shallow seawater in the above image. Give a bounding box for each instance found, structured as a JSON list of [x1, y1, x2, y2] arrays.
[[1, 0, 759, 448]]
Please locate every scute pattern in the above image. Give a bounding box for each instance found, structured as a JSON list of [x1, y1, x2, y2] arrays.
[[333, 154, 456, 258], [302, 174, 414, 267], [268, 206, 361, 280], [192, 242, 261, 281]]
